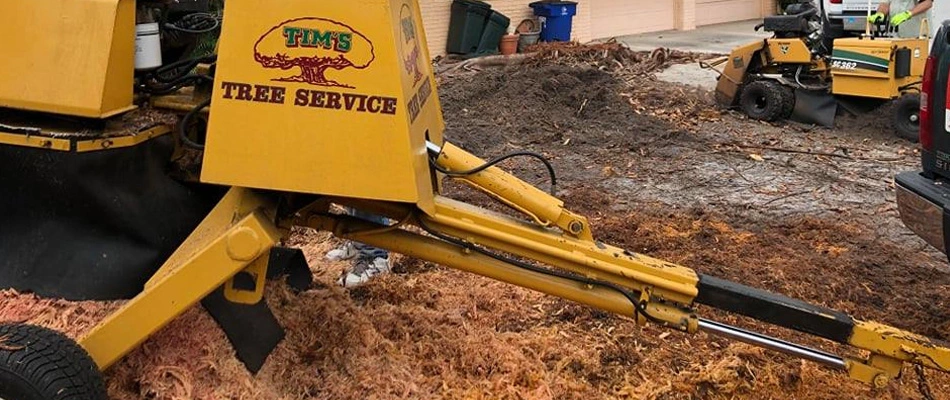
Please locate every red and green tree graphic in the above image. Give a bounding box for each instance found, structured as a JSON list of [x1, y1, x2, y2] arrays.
[[254, 17, 375, 89], [399, 4, 424, 85]]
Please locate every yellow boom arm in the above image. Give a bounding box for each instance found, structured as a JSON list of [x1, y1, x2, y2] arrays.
[[81, 141, 950, 387]]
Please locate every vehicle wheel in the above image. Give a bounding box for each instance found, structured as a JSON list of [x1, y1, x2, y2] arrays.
[[893, 94, 921, 143], [778, 84, 796, 119], [0, 323, 106, 400], [739, 80, 793, 122]]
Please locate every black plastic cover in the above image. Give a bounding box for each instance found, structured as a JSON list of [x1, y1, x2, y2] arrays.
[[0, 135, 222, 300], [896, 48, 911, 78], [696, 274, 855, 343]]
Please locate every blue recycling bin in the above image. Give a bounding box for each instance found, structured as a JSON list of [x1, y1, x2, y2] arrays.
[[529, 1, 577, 42]]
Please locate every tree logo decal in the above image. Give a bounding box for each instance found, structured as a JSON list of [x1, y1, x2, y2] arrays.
[[399, 4, 424, 86], [254, 17, 375, 89]]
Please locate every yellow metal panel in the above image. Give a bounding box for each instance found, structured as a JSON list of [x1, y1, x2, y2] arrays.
[[714, 40, 766, 106], [831, 38, 896, 98], [0, 0, 135, 118], [831, 37, 928, 99], [766, 39, 812, 64], [202, 0, 443, 211], [74, 126, 171, 152], [0, 132, 72, 151]]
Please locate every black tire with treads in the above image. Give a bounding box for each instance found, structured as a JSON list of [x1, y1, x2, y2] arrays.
[[778, 84, 795, 119], [893, 93, 921, 143], [0, 324, 106, 400], [739, 80, 792, 122]]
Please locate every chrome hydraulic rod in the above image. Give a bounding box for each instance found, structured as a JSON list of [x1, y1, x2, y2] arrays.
[[699, 319, 847, 369]]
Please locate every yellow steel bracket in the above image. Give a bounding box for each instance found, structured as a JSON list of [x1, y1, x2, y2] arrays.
[[846, 354, 903, 388], [223, 252, 270, 305], [80, 187, 285, 370], [846, 320, 950, 387]]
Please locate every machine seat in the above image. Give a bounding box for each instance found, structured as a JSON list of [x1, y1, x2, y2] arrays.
[[763, 15, 808, 33]]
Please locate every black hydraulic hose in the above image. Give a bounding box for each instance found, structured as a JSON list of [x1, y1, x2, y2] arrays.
[[178, 98, 211, 150], [163, 13, 221, 34], [151, 55, 216, 83], [139, 74, 213, 95], [428, 151, 558, 195]]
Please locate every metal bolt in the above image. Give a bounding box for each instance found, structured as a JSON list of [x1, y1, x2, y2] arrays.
[[226, 227, 262, 261], [569, 220, 584, 234], [873, 373, 889, 389]]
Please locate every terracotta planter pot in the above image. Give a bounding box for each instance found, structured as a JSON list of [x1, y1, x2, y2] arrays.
[[500, 34, 519, 56]]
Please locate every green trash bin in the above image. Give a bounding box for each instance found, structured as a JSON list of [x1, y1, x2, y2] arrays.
[[446, 0, 492, 54], [476, 11, 511, 55]]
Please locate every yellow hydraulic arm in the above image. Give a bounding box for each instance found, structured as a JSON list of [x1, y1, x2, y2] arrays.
[[80, 139, 950, 388], [304, 141, 950, 388]]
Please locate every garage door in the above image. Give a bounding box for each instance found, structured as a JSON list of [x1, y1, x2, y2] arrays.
[[696, 0, 761, 26], [591, 0, 674, 39]]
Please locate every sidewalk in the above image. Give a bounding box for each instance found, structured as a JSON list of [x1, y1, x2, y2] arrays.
[[613, 19, 770, 54]]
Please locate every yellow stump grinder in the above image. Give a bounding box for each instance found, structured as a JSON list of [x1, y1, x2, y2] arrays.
[[0, 1, 948, 399], [705, 0, 927, 141]]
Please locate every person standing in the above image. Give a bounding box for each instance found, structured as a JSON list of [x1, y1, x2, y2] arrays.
[[869, 0, 934, 38]]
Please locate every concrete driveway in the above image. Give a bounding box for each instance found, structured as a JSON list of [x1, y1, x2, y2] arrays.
[[613, 19, 770, 54]]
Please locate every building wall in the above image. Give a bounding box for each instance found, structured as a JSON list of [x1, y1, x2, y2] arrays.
[[695, 0, 761, 26], [420, 0, 774, 56], [591, 0, 675, 39], [420, 0, 592, 57]]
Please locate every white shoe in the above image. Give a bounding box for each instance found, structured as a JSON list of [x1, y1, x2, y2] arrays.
[[325, 242, 358, 261], [338, 257, 391, 287]]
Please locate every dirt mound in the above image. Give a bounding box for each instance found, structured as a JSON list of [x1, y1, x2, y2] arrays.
[[439, 64, 679, 158]]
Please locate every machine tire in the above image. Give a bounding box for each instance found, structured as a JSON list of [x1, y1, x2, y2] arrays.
[[740, 80, 793, 122], [0, 323, 106, 400], [893, 94, 921, 143], [778, 84, 796, 119]]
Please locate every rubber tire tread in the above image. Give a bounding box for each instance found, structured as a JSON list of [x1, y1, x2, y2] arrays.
[[0, 323, 106, 400], [778, 84, 795, 119], [893, 93, 921, 143], [740, 80, 789, 122]]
